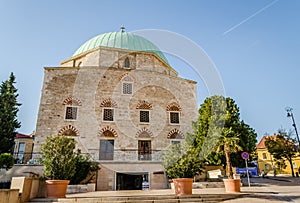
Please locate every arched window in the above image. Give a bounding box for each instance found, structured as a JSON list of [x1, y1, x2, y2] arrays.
[[63, 96, 82, 121], [166, 102, 181, 125], [124, 57, 130, 68], [137, 101, 152, 123], [121, 75, 133, 95], [100, 98, 117, 122], [99, 126, 117, 161]]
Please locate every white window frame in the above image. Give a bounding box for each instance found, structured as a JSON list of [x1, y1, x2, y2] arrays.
[[64, 106, 78, 121], [169, 111, 180, 125], [139, 110, 150, 124], [122, 81, 133, 95], [102, 108, 115, 122]]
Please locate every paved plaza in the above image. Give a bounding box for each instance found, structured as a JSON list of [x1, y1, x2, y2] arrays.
[[29, 176, 300, 202]]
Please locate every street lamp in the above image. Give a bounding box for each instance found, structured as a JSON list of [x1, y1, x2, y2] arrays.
[[285, 107, 300, 147]]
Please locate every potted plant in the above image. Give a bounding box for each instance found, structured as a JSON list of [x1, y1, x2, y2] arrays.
[[40, 135, 77, 198], [163, 142, 203, 195], [220, 128, 242, 192]]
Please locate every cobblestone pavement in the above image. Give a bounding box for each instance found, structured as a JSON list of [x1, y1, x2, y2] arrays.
[[224, 176, 300, 202]]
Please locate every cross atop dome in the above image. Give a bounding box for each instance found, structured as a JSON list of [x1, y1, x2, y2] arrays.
[[120, 26, 125, 33]]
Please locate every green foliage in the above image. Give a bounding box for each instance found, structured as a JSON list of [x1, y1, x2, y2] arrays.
[[193, 96, 257, 178], [0, 153, 14, 170], [163, 142, 203, 178], [70, 152, 100, 184], [265, 130, 297, 177], [0, 73, 21, 154], [41, 135, 77, 180]]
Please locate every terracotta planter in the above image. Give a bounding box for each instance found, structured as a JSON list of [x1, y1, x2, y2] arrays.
[[46, 180, 70, 198], [172, 178, 193, 195], [223, 179, 241, 192]]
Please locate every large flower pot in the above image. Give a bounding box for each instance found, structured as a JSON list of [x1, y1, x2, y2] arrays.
[[172, 178, 193, 195], [46, 180, 70, 198], [223, 179, 241, 192]]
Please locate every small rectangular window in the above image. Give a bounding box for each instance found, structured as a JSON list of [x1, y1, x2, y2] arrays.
[[65, 106, 78, 120], [122, 82, 133, 95], [140, 110, 150, 123], [262, 153, 267, 159], [99, 140, 114, 160], [170, 112, 179, 124], [103, 108, 114, 121]]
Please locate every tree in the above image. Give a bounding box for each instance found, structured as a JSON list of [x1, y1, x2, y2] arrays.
[[41, 135, 77, 180], [230, 121, 257, 167], [70, 151, 100, 184], [163, 142, 203, 178], [265, 130, 297, 177], [0, 153, 14, 170], [0, 73, 21, 154], [193, 96, 257, 177]]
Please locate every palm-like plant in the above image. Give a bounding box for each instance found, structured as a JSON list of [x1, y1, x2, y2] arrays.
[[217, 128, 242, 179]]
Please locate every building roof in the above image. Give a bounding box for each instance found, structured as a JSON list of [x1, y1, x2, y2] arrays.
[[15, 133, 33, 139], [256, 135, 277, 149], [73, 28, 169, 65]]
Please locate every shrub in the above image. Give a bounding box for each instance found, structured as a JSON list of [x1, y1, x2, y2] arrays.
[[41, 135, 77, 180], [0, 153, 14, 170], [163, 143, 203, 178], [70, 152, 100, 184]]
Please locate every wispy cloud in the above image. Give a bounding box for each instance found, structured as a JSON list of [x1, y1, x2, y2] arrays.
[[223, 0, 280, 36]]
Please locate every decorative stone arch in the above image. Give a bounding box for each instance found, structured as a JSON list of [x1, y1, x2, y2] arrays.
[[166, 102, 182, 111], [119, 73, 135, 82], [167, 129, 184, 139], [136, 100, 152, 110], [98, 126, 118, 137], [136, 128, 153, 138], [63, 96, 82, 106], [100, 98, 118, 108], [58, 125, 80, 136]]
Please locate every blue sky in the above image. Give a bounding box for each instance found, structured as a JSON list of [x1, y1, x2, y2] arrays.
[[0, 0, 299, 142]]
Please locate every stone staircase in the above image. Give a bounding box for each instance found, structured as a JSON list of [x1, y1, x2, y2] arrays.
[[26, 193, 243, 203]]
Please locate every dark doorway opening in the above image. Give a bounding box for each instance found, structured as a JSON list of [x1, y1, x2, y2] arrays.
[[116, 173, 148, 190]]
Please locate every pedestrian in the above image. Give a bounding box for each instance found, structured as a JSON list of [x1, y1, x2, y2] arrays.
[[261, 170, 265, 178]]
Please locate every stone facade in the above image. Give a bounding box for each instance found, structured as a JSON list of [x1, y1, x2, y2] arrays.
[[34, 41, 198, 190]]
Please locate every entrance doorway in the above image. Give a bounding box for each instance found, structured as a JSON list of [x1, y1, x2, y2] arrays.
[[116, 173, 149, 190]]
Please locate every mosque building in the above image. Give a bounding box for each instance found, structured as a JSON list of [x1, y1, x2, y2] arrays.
[[34, 28, 198, 190]]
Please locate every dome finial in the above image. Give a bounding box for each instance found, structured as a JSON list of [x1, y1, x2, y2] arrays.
[[120, 26, 125, 33]]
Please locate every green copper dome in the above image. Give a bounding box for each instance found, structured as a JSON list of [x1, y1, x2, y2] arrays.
[[73, 30, 169, 64]]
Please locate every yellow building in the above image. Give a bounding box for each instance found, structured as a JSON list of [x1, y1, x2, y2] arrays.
[[257, 135, 300, 175], [14, 133, 34, 164]]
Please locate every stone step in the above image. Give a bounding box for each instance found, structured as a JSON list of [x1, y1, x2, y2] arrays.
[[26, 193, 241, 203]]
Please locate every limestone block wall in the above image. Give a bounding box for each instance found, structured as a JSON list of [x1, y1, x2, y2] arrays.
[[61, 47, 177, 76], [35, 65, 197, 153], [35, 46, 198, 159]]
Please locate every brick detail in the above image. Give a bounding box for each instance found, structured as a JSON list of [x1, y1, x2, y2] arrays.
[[136, 100, 152, 110], [166, 102, 181, 111], [58, 125, 80, 136], [167, 129, 184, 139], [99, 126, 118, 137], [136, 128, 153, 138], [63, 96, 82, 106], [119, 73, 135, 82], [100, 98, 118, 108]]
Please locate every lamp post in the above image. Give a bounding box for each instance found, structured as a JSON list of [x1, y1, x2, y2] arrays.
[[285, 107, 300, 147]]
